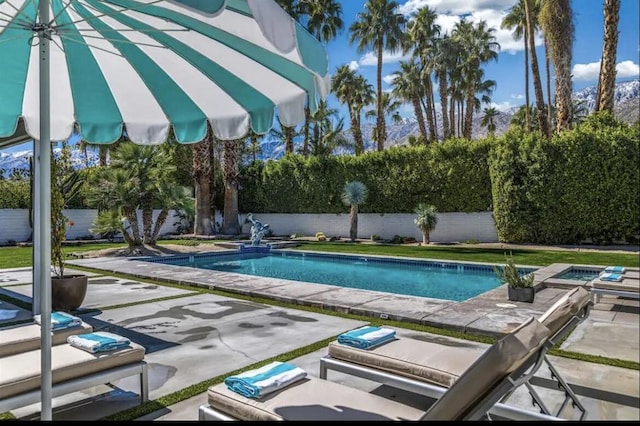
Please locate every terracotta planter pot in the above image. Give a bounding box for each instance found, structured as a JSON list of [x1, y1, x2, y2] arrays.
[[51, 275, 88, 311], [508, 286, 535, 303]]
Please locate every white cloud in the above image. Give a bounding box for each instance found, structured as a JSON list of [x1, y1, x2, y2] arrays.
[[510, 94, 524, 100], [572, 60, 640, 82], [399, 0, 518, 16], [490, 101, 515, 112], [348, 61, 359, 71], [616, 60, 640, 78], [359, 50, 411, 66], [383, 74, 397, 85]]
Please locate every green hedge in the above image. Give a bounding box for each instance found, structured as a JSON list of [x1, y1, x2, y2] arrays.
[[490, 113, 639, 244], [239, 139, 493, 214], [0, 180, 30, 209]]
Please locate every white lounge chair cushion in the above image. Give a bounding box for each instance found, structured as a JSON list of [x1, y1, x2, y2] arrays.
[[591, 278, 639, 293], [538, 287, 591, 337], [208, 376, 426, 421], [0, 342, 145, 399], [0, 322, 93, 357]]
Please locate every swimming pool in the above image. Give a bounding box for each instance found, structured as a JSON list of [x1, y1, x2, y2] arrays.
[[554, 268, 600, 282], [147, 250, 537, 302]]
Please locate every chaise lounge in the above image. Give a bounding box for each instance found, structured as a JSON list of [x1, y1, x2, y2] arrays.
[[198, 316, 559, 421], [0, 321, 93, 357], [319, 286, 592, 420], [0, 339, 148, 416], [589, 268, 639, 304]]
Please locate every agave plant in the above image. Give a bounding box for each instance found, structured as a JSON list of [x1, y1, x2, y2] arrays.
[[414, 203, 438, 245], [341, 181, 368, 242]]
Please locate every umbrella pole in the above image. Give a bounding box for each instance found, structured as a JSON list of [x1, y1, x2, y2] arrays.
[[32, 139, 40, 316], [38, 0, 53, 420]]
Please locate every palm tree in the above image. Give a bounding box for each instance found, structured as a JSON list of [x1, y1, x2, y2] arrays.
[[350, 0, 407, 151], [309, 117, 352, 157], [452, 19, 500, 140], [331, 65, 374, 156], [481, 107, 499, 136], [596, 0, 621, 113], [524, 0, 549, 138], [295, 0, 344, 154], [341, 181, 368, 242], [501, 0, 537, 131], [391, 60, 428, 143], [192, 127, 214, 235], [539, 0, 575, 133], [407, 6, 441, 142], [221, 139, 241, 235], [432, 35, 455, 140], [414, 203, 438, 245], [365, 92, 402, 146]]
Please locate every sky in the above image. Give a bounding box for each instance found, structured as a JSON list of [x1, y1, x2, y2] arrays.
[[2, 0, 639, 154]]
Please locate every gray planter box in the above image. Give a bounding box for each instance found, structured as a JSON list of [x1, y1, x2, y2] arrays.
[[508, 286, 535, 303]]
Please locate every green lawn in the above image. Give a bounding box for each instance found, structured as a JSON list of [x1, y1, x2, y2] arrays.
[[290, 242, 640, 267], [0, 239, 637, 269]]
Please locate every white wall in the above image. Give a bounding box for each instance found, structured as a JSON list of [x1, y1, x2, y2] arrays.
[[0, 210, 498, 245]]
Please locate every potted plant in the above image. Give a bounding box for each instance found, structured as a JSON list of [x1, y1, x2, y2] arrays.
[[494, 254, 536, 303], [50, 142, 88, 312]]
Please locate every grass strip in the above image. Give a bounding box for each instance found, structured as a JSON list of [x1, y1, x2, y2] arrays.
[[102, 336, 337, 421]]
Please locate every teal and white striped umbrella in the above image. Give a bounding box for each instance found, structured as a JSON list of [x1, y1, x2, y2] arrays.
[[0, 0, 329, 419], [0, 0, 330, 145]]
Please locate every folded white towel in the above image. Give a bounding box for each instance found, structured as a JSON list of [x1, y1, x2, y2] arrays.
[[34, 311, 82, 330], [599, 272, 623, 282], [224, 361, 307, 399], [67, 331, 131, 353], [604, 266, 626, 274], [337, 325, 396, 349]]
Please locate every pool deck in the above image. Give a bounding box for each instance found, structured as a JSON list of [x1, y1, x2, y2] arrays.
[[0, 250, 638, 421]]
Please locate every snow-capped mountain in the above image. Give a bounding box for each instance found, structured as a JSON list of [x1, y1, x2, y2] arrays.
[[0, 146, 100, 178], [573, 79, 639, 112]]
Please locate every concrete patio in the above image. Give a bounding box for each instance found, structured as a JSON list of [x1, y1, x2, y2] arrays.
[[0, 253, 638, 421]]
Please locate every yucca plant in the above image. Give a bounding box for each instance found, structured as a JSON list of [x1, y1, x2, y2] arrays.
[[341, 181, 368, 242], [494, 254, 535, 288], [414, 203, 438, 245]]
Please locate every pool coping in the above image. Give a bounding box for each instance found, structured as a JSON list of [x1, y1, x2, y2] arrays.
[[66, 250, 593, 339]]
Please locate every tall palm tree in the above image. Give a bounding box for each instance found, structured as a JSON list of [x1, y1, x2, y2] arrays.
[[539, 0, 575, 133], [309, 117, 352, 157], [221, 139, 241, 235], [501, 0, 537, 131], [432, 35, 455, 140], [331, 65, 375, 155], [596, 0, 621, 113], [481, 107, 499, 136], [296, 0, 344, 154], [192, 127, 214, 235], [365, 92, 402, 146], [391, 60, 428, 142], [452, 19, 500, 140], [524, 0, 549, 138], [350, 0, 407, 151], [341, 181, 368, 242], [407, 6, 441, 142]]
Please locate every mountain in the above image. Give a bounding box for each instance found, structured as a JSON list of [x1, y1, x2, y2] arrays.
[[1, 81, 638, 173]]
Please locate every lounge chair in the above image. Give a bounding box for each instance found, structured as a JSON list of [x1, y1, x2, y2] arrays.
[[0, 340, 148, 415], [319, 287, 592, 420], [0, 321, 93, 357], [198, 316, 559, 421], [589, 272, 639, 304]]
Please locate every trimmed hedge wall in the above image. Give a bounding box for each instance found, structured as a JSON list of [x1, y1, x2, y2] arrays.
[[239, 138, 493, 214], [490, 114, 639, 244]]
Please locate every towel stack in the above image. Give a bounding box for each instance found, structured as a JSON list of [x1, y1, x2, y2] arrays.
[[34, 311, 82, 330], [604, 266, 626, 274], [67, 331, 131, 353], [599, 272, 623, 282], [337, 325, 396, 349], [224, 361, 307, 399]]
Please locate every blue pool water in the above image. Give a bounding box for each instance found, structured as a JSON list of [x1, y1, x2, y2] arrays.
[[149, 251, 537, 302], [555, 269, 600, 281]]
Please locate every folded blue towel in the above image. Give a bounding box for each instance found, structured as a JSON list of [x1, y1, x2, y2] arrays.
[[337, 325, 396, 349], [604, 266, 626, 274], [600, 272, 623, 282], [224, 361, 307, 399], [67, 332, 131, 353], [34, 311, 82, 330]]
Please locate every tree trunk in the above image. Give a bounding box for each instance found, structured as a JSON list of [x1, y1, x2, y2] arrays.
[[596, 0, 620, 113], [412, 97, 428, 142], [193, 133, 213, 235], [283, 126, 295, 153], [221, 140, 241, 235], [545, 38, 552, 129], [525, 0, 550, 138], [376, 43, 386, 151], [422, 231, 429, 245], [151, 208, 169, 244], [350, 204, 358, 242], [350, 106, 365, 155], [302, 105, 311, 156], [438, 70, 450, 140], [424, 76, 437, 142], [524, 27, 531, 132], [463, 79, 476, 140]]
